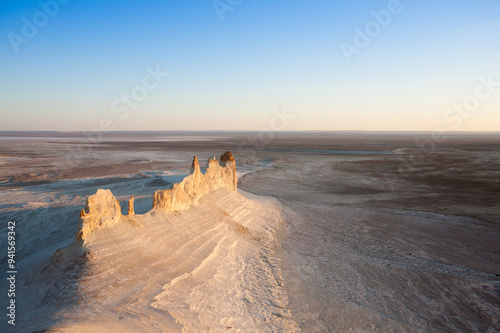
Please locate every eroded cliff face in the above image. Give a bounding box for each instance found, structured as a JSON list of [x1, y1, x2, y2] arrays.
[[152, 151, 237, 212], [76, 189, 122, 241], [74, 152, 237, 241]]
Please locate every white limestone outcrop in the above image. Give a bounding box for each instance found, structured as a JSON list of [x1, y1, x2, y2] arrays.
[[76, 189, 122, 241], [127, 196, 135, 216], [74, 151, 237, 241], [152, 151, 237, 212]]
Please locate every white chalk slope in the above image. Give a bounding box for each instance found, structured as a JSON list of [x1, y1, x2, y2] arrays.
[[44, 188, 298, 332]]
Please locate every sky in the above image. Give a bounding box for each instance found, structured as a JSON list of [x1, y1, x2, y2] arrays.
[[0, 0, 499, 131]]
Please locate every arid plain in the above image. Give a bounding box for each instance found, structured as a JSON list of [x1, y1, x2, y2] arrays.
[[0, 131, 499, 332]]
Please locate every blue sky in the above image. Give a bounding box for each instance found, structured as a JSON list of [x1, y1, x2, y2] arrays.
[[1, 0, 499, 131]]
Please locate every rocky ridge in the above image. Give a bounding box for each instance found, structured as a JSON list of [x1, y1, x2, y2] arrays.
[[74, 151, 237, 242]]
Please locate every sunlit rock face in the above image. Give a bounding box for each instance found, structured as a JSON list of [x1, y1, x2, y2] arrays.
[[74, 151, 238, 242], [152, 151, 238, 212], [76, 189, 122, 241], [127, 196, 135, 216]]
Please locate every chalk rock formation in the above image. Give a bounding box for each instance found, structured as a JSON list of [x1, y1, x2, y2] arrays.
[[128, 196, 135, 216], [220, 151, 238, 190], [76, 189, 122, 241], [153, 151, 238, 212], [72, 152, 237, 241]]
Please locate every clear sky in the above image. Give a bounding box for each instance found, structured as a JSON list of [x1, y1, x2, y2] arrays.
[[1, 0, 499, 131]]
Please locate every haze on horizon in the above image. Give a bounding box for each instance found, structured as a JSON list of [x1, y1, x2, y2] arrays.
[[1, 0, 499, 132]]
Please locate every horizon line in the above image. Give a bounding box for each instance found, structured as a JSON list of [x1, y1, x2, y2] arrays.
[[0, 130, 500, 134]]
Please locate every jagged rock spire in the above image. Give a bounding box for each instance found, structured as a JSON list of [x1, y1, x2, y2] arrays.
[[153, 151, 238, 212], [75, 189, 122, 242], [219, 151, 235, 167], [191, 156, 200, 174], [128, 196, 135, 216]]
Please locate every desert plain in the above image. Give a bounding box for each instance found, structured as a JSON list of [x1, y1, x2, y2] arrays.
[[0, 131, 499, 332]]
